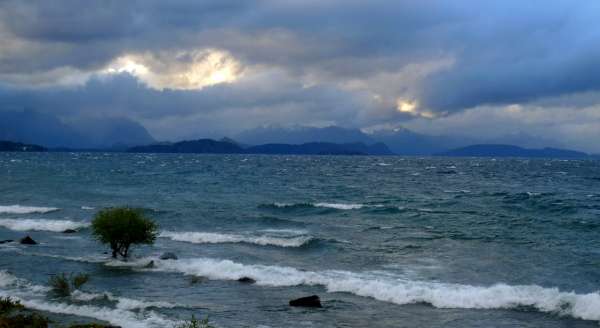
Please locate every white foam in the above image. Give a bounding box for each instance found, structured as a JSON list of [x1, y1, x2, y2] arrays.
[[71, 290, 179, 310], [160, 231, 312, 247], [0, 205, 59, 214], [134, 257, 600, 322], [314, 203, 364, 210], [13, 297, 176, 328], [270, 202, 367, 210], [81, 206, 95, 210], [0, 218, 89, 232], [0, 270, 17, 287], [0, 270, 178, 328]]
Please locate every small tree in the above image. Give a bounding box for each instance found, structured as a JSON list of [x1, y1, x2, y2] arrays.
[[92, 207, 158, 259]]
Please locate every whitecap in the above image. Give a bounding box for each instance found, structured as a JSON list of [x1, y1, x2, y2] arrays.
[[0, 205, 59, 214], [159, 231, 312, 248], [81, 206, 95, 210], [0, 270, 178, 328], [0, 218, 89, 232], [314, 203, 364, 210], [71, 290, 180, 310], [132, 257, 600, 322]]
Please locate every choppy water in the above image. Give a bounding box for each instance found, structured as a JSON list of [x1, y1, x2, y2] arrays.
[[1, 152, 600, 327]]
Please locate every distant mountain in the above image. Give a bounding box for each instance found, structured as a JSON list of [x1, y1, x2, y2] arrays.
[[369, 128, 475, 155], [0, 110, 155, 149], [245, 142, 393, 155], [128, 139, 392, 155], [128, 139, 243, 154], [236, 125, 566, 156], [0, 110, 87, 148], [236, 125, 374, 145], [438, 144, 589, 158], [67, 117, 155, 149], [0, 140, 47, 152], [237, 125, 475, 155]]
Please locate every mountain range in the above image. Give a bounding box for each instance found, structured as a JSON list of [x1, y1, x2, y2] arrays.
[[0, 110, 590, 157], [438, 144, 589, 158], [127, 139, 393, 156], [234, 125, 565, 155], [0, 110, 154, 149]]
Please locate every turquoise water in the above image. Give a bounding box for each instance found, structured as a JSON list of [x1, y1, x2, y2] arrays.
[[1, 152, 600, 327]]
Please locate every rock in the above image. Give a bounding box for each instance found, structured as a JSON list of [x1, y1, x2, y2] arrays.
[[19, 236, 37, 245], [159, 252, 178, 260], [189, 276, 206, 284], [69, 324, 122, 328], [0, 239, 14, 244], [289, 295, 322, 308], [238, 276, 256, 284], [144, 261, 155, 268], [63, 229, 78, 233]]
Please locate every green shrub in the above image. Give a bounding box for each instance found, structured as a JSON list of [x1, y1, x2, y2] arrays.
[[71, 273, 90, 289], [48, 273, 90, 297], [49, 273, 71, 297], [177, 315, 214, 328], [0, 313, 49, 328], [0, 297, 23, 315], [92, 207, 158, 259]]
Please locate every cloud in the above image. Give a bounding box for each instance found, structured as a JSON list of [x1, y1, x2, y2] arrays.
[[1, 0, 599, 150]]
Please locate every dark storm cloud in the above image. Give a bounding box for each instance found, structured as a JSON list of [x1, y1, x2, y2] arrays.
[[1, 0, 600, 143]]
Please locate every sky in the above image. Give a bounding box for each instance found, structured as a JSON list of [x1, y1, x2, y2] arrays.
[[1, 0, 600, 152]]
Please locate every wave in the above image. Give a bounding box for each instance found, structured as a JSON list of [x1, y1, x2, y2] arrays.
[[0, 270, 178, 328], [0, 205, 59, 214], [71, 290, 181, 310], [159, 230, 312, 248], [112, 257, 600, 322], [0, 218, 90, 232], [261, 202, 374, 210]]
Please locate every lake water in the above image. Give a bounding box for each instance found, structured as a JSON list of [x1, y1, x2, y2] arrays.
[[1, 152, 600, 327]]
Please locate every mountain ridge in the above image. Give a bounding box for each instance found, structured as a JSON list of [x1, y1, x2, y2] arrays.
[[438, 144, 589, 158]]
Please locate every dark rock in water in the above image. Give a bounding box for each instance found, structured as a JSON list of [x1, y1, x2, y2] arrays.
[[62, 229, 78, 233], [189, 275, 205, 284], [69, 324, 122, 328], [159, 252, 178, 260], [144, 261, 155, 268], [0, 239, 14, 244], [289, 295, 322, 307], [238, 276, 256, 284], [20, 236, 37, 245]]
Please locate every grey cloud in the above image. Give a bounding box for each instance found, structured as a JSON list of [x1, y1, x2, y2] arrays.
[[1, 0, 600, 149]]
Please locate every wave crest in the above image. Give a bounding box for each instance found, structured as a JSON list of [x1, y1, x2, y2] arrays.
[[261, 202, 369, 210], [0, 205, 59, 214], [0, 218, 90, 232], [159, 230, 312, 248], [126, 257, 600, 322]]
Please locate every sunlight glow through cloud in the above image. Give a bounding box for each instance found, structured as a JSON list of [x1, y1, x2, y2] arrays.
[[102, 49, 243, 90]]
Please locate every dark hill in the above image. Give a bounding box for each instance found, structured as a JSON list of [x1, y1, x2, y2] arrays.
[[0, 140, 47, 152], [438, 144, 588, 158], [245, 142, 393, 155], [127, 139, 243, 154], [128, 139, 393, 155]]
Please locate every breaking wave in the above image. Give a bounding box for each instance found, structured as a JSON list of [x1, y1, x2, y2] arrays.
[[110, 257, 600, 322], [0, 270, 178, 328], [0, 218, 90, 232], [261, 202, 374, 210], [160, 230, 313, 248], [0, 205, 59, 214]]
